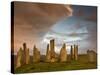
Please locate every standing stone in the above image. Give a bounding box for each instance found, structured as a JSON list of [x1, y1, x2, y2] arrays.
[[70, 45, 78, 60], [50, 39, 55, 58], [74, 45, 78, 60], [59, 43, 67, 62], [87, 50, 96, 62], [73, 45, 76, 59], [16, 47, 23, 68], [23, 43, 27, 64], [50, 39, 56, 62], [33, 45, 40, 63], [23, 43, 30, 64], [71, 45, 75, 60], [50, 39, 54, 51], [45, 44, 51, 62], [70, 45, 74, 60], [26, 48, 30, 64]]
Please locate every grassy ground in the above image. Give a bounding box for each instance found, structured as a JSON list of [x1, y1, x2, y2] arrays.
[[14, 55, 97, 73], [15, 61, 97, 73]]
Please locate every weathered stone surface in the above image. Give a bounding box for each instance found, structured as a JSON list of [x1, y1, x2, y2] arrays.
[[87, 50, 96, 62], [50, 39, 57, 62], [45, 39, 58, 62], [26, 48, 30, 64], [59, 43, 67, 62], [70, 45, 78, 61], [45, 44, 51, 62], [50, 39, 55, 58], [50, 58, 56, 62], [22, 43, 30, 64], [23, 43, 27, 64], [70, 45, 74, 60], [50, 39, 55, 51], [33, 45, 40, 63], [16, 47, 23, 68], [71, 45, 75, 60], [74, 45, 78, 60]]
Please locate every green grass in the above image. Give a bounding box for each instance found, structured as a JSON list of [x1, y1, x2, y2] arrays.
[[15, 62, 97, 73], [14, 55, 97, 73]]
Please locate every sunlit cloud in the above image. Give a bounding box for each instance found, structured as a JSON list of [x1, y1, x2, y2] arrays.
[[13, 2, 97, 54]]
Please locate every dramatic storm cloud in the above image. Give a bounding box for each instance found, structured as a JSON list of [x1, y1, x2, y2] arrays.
[[13, 2, 73, 54], [13, 2, 97, 55]]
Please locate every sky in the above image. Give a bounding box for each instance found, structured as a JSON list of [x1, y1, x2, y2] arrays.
[[13, 2, 97, 55]]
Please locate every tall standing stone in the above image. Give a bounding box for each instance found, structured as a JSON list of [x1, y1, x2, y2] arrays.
[[16, 47, 23, 68], [70, 45, 74, 60], [74, 45, 78, 60], [45, 44, 51, 62], [70, 45, 78, 60], [72, 45, 75, 60], [50, 39, 56, 62], [26, 48, 30, 64], [23, 43, 30, 64], [50, 39, 55, 58], [23, 43, 27, 64], [59, 43, 67, 62], [33, 45, 40, 63]]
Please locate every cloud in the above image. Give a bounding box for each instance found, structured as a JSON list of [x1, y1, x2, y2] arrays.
[[14, 2, 73, 35], [14, 2, 73, 26], [43, 29, 88, 45], [13, 2, 73, 53], [83, 7, 97, 22], [13, 2, 97, 54], [85, 11, 97, 22], [74, 8, 84, 17]]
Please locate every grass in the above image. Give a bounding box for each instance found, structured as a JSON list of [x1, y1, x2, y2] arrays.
[[14, 55, 97, 73]]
